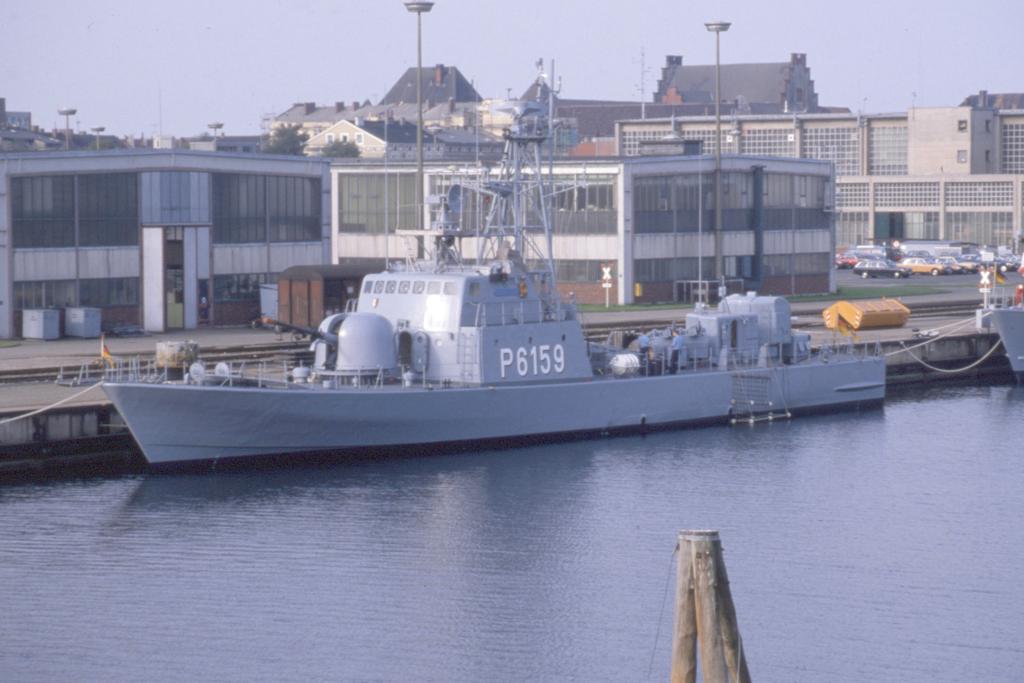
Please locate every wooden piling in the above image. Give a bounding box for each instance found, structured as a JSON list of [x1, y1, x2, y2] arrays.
[[671, 530, 751, 683], [709, 535, 750, 683], [670, 532, 698, 683]]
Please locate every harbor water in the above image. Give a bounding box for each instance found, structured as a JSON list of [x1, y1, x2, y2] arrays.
[[1, 383, 1022, 682]]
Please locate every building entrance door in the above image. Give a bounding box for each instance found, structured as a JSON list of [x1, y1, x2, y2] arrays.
[[164, 227, 185, 329], [142, 225, 211, 333]]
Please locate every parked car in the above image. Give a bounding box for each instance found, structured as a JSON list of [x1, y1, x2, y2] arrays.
[[993, 256, 1018, 273], [835, 252, 859, 269], [899, 257, 951, 276], [934, 256, 964, 274], [954, 255, 981, 273], [852, 259, 912, 279]]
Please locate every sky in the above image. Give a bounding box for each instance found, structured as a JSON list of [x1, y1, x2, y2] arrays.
[[3, 0, 1022, 139]]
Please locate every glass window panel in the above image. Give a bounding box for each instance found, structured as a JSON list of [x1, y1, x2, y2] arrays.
[[11, 176, 75, 247], [79, 173, 139, 246], [213, 173, 266, 243]]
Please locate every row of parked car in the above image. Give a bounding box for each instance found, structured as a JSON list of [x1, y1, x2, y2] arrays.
[[835, 250, 1023, 279]]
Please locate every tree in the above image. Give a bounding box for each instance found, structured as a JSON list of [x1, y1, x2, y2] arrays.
[[319, 140, 360, 158], [264, 124, 308, 155]]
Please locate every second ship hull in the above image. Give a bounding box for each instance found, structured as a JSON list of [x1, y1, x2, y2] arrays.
[[990, 307, 1024, 382]]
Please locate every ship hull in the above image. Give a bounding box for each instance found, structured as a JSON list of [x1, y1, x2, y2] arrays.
[[104, 357, 885, 467], [990, 307, 1024, 382]]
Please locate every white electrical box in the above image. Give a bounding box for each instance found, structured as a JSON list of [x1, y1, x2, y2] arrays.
[[22, 309, 61, 340]]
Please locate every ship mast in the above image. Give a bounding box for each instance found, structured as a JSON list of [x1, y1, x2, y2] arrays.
[[477, 101, 556, 277], [400, 98, 560, 314]]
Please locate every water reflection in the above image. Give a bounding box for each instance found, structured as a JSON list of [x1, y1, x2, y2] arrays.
[[1, 385, 1022, 681]]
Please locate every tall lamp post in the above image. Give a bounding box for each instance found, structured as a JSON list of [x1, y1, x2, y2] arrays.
[[705, 21, 730, 297], [404, 1, 434, 232], [208, 122, 224, 151], [90, 126, 105, 151], [58, 107, 77, 151]]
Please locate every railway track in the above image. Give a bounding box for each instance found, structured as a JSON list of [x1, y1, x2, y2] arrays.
[[0, 299, 984, 384]]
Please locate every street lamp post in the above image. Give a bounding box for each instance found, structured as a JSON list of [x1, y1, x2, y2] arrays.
[[705, 21, 730, 297], [90, 126, 105, 151], [58, 107, 77, 151], [404, 1, 434, 232], [208, 122, 224, 151]]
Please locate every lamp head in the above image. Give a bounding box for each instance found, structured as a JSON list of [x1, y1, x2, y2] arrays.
[[704, 21, 731, 33], [404, 1, 434, 13]]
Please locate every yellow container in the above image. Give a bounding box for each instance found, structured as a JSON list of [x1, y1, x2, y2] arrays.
[[822, 298, 911, 331]]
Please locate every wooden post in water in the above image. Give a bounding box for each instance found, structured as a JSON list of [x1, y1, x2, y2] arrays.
[[670, 532, 698, 683], [670, 530, 751, 683]]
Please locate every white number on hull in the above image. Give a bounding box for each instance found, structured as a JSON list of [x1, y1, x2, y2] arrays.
[[500, 344, 565, 378]]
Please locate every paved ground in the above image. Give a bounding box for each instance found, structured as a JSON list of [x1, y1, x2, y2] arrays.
[[0, 326, 297, 373]]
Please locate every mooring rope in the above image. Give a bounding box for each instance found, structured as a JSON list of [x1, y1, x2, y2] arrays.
[[896, 338, 1004, 374], [647, 544, 679, 680], [883, 314, 985, 358], [0, 382, 104, 426]]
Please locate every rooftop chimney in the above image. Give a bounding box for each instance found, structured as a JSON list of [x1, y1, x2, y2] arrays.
[[303, 102, 315, 115], [448, 97, 455, 113], [335, 101, 346, 113], [352, 101, 360, 112], [979, 90, 989, 108], [434, 64, 445, 86]]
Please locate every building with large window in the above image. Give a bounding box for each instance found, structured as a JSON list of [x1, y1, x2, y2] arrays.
[[616, 100, 1024, 251], [0, 150, 330, 339], [332, 154, 835, 305]]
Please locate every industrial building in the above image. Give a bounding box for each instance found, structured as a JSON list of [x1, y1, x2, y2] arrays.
[[332, 154, 835, 305], [616, 97, 1024, 251], [0, 150, 330, 339]]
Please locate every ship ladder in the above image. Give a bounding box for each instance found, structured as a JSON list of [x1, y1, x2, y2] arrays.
[[730, 370, 791, 425]]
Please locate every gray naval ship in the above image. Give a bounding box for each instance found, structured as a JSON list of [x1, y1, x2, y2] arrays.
[[104, 104, 886, 468], [988, 285, 1024, 382]]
